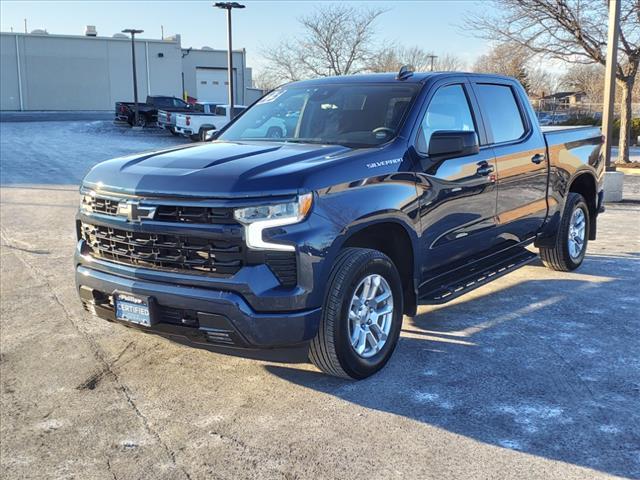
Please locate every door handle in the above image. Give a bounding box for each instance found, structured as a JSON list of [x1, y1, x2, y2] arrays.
[[476, 162, 495, 176], [531, 153, 546, 164]]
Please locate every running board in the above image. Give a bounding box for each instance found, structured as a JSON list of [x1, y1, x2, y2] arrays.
[[418, 249, 538, 305]]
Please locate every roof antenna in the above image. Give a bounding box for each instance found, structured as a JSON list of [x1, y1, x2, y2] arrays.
[[396, 65, 414, 80]]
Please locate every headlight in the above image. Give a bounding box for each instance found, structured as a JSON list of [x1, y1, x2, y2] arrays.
[[234, 193, 313, 251]]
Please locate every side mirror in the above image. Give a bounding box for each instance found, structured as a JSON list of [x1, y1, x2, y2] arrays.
[[203, 129, 218, 142], [428, 130, 479, 158]]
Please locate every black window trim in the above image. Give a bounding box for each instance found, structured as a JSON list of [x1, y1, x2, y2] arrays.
[[411, 78, 485, 156], [470, 81, 532, 148]]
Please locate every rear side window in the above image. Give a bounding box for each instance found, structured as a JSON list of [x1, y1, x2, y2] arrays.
[[215, 106, 227, 116], [416, 84, 476, 153], [476, 84, 525, 144]]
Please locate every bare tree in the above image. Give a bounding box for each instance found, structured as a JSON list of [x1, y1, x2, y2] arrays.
[[368, 45, 465, 73], [464, 0, 639, 163], [472, 42, 533, 91], [528, 67, 563, 97], [252, 69, 282, 93], [562, 64, 606, 103], [436, 53, 467, 72], [262, 5, 385, 82]]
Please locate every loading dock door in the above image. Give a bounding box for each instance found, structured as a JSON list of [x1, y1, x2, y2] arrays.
[[195, 68, 236, 103]]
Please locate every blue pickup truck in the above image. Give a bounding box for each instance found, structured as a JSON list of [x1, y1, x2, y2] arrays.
[[76, 70, 604, 379]]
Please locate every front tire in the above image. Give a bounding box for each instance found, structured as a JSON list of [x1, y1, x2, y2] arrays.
[[309, 248, 403, 379], [540, 192, 589, 271]]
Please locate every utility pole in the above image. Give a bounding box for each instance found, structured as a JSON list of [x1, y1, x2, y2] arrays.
[[214, 2, 245, 118], [122, 29, 144, 127], [602, 0, 620, 171], [427, 55, 438, 72]]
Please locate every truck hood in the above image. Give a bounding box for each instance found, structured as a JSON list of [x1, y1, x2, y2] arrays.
[[83, 141, 361, 198]]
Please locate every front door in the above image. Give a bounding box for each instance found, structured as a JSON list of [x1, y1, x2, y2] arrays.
[[471, 81, 548, 243], [414, 81, 499, 281]]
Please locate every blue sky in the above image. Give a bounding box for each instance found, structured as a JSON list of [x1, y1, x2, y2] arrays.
[[0, 0, 491, 71]]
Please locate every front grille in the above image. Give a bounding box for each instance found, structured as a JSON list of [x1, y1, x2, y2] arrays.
[[81, 195, 120, 216], [155, 205, 236, 224], [81, 223, 242, 276], [82, 194, 236, 225]]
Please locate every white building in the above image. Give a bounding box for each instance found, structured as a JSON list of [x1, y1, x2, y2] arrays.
[[0, 29, 263, 111]]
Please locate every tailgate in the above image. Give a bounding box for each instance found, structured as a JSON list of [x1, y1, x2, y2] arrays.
[[175, 114, 188, 128]]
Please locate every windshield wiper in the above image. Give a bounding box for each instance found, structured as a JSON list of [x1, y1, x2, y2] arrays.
[[284, 139, 349, 146]]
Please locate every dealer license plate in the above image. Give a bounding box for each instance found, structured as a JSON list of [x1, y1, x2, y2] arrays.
[[115, 293, 152, 327]]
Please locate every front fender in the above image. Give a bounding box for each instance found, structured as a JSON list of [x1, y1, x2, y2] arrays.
[[266, 173, 421, 308]]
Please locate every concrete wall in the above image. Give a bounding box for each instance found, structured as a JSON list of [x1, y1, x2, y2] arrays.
[[0, 33, 182, 110], [1, 32, 261, 111], [245, 88, 265, 105], [0, 34, 21, 110]]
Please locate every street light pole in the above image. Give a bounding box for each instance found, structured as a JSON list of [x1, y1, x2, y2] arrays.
[[214, 2, 245, 119], [602, 0, 621, 171], [122, 28, 144, 127]]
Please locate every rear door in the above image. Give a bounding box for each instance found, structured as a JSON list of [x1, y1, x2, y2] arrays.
[[414, 79, 499, 278], [470, 80, 548, 243]]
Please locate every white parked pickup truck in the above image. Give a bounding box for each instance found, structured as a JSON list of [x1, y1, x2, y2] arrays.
[[175, 104, 247, 141]]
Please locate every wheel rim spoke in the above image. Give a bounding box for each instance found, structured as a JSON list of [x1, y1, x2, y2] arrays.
[[348, 273, 394, 359], [568, 208, 586, 260], [355, 329, 367, 354]]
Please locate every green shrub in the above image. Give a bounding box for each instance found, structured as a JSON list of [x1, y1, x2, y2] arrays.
[[556, 116, 599, 126]]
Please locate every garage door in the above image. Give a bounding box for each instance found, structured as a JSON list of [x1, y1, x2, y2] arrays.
[[195, 68, 236, 103]]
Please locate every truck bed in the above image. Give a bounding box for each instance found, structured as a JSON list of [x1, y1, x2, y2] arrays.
[[542, 125, 602, 149]]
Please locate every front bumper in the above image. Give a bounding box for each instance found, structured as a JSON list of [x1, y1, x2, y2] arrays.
[[76, 264, 321, 348]]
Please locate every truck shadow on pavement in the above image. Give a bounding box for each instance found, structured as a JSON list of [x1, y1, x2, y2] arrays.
[[265, 255, 640, 478]]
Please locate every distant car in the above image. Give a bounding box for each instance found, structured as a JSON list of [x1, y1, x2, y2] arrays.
[[537, 112, 553, 126], [551, 113, 570, 124], [115, 96, 192, 127], [238, 116, 288, 139], [157, 105, 214, 136], [175, 104, 247, 141]]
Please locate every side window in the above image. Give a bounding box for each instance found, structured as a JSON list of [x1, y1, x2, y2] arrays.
[[417, 84, 475, 153], [476, 84, 525, 144], [215, 106, 227, 116]]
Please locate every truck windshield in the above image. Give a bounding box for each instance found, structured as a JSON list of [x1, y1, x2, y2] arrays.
[[218, 84, 419, 148]]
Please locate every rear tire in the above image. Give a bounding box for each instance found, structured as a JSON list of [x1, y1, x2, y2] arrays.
[[540, 192, 589, 271], [309, 248, 403, 379], [134, 115, 148, 128]]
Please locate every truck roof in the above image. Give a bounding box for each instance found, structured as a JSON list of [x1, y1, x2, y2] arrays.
[[287, 71, 519, 87]]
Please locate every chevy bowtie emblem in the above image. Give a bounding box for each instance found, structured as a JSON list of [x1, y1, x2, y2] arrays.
[[117, 201, 157, 222]]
